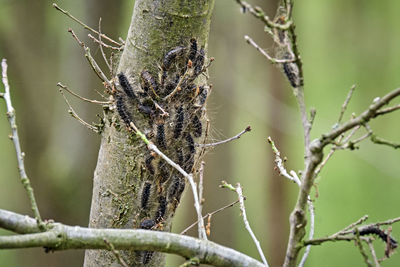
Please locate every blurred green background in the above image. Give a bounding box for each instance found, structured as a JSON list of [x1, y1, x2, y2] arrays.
[[1, 0, 400, 266]]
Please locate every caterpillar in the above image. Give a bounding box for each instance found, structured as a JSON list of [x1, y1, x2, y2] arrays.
[[141, 182, 152, 210], [192, 115, 202, 138], [117, 72, 137, 100], [155, 196, 167, 223], [173, 105, 184, 138], [156, 123, 166, 149]]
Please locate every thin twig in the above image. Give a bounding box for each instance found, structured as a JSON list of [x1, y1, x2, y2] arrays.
[[366, 238, 381, 267], [53, 3, 122, 46], [198, 126, 251, 148], [88, 34, 123, 51], [1, 59, 44, 229], [267, 136, 301, 185], [68, 28, 112, 88], [180, 199, 240, 235], [58, 89, 98, 133], [355, 229, 373, 267], [375, 104, 400, 117], [198, 161, 205, 214], [57, 83, 110, 105], [298, 201, 315, 267], [338, 84, 356, 123], [371, 135, 400, 149], [103, 239, 129, 267], [98, 18, 111, 72], [235, 183, 269, 267], [235, 0, 292, 30], [244, 35, 294, 64], [128, 122, 207, 240]]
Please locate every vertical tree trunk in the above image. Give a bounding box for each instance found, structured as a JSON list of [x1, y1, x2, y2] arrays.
[[84, 0, 215, 266]]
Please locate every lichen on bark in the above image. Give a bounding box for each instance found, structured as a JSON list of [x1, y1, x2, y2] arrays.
[[84, 0, 215, 266]]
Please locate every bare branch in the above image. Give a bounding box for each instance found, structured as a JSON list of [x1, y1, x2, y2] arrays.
[[267, 136, 301, 185], [68, 28, 112, 88], [0, 209, 264, 267], [180, 200, 240, 235], [366, 238, 381, 267], [1, 59, 44, 229], [98, 18, 112, 72], [58, 88, 99, 133], [234, 0, 292, 30], [221, 182, 269, 267], [57, 82, 110, 105], [244, 35, 294, 64], [53, 3, 122, 47], [88, 34, 123, 51], [374, 103, 400, 117], [198, 126, 251, 148], [338, 84, 356, 123], [370, 135, 400, 149]]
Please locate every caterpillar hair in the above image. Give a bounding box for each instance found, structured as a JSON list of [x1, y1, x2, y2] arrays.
[[117, 73, 137, 99], [141, 182, 152, 210]]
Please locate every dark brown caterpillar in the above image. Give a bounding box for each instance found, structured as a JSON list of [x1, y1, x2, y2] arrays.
[[140, 219, 156, 230], [173, 105, 184, 138], [188, 38, 197, 62], [142, 251, 154, 265], [118, 73, 137, 100], [282, 61, 301, 88], [141, 182, 152, 210], [156, 124, 166, 149], [192, 115, 202, 138], [162, 46, 186, 70], [116, 95, 132, 126], [141, 70, 160, 98], [155, 196, 167, 223], [186, 133, 195, 154]]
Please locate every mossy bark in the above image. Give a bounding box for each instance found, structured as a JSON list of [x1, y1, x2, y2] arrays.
[[84, 0, 215, 266]]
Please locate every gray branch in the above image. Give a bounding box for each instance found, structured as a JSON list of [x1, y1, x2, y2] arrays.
[[0, 209, 263, 267]]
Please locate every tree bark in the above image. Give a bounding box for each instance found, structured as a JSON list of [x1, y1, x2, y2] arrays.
[[84, 0, 215, 266]]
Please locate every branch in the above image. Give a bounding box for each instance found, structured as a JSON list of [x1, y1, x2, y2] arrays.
[[52, 3, 122, 47], [221, 182, 269, 267], [0, 209, 264, 267], [198, 126, 251, 148], [1, 59, 44, 230]]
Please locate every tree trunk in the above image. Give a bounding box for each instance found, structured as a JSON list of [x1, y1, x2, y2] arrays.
[[84, 0, 215, 266]]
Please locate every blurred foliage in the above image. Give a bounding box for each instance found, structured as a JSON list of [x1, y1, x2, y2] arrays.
[[0, 0, 399, 266]]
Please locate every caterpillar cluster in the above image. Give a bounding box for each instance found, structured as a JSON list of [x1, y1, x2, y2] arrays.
[[115, 38, 211, 265]]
